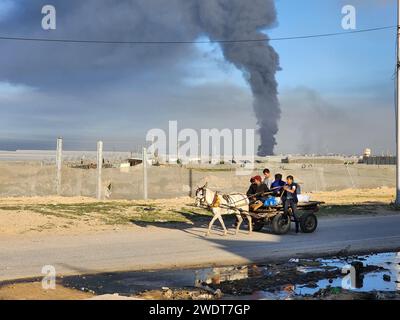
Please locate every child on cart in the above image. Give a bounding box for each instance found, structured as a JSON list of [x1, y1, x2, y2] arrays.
[[270, 173, 285, 197], [282, 175, 300, 233]]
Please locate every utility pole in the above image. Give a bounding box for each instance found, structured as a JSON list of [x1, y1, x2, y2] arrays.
[[143, 147, 148, 200], [56, 137, 63, 195], [396, 0, 400, 206], [96, 141, 103, 200]]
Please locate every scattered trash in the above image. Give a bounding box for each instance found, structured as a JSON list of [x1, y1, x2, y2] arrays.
[[283, 285, 295, 293], [213, 289, 223, 299], [330, 287, 342, 295], [383, 274, 391, 282], [163, 289, 173, 299]]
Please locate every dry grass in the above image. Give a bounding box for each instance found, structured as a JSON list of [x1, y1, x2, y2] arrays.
[[0, 196, 212, 235], [311, 187, 396, 216], [0, 200, 212, 225], [0, 187, 397, 235]]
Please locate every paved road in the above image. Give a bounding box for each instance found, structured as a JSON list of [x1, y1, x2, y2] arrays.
[[1, 214, 400, 281]]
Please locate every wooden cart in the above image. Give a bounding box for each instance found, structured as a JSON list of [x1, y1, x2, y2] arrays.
[[250, 201, 324, 235]]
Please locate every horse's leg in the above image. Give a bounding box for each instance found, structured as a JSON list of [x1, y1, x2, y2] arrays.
[[205, 209, 219, 236], [216, 214, 228, 236], [235, 214, 243, 235], [247, 214, 253, 235]]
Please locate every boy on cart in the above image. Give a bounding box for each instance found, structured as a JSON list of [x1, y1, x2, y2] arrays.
[[271, 173, 285, 197], [282, 175, 300, 233]]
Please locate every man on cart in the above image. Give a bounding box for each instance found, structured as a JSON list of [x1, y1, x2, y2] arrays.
[[247, 175, 270, 211]]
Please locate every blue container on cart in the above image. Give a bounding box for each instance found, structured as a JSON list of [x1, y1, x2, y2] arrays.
[[264, 197, 278, 207]]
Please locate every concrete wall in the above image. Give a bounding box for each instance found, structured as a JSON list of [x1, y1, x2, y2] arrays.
[[282, 156, 347, 165], [0, 162, 395, 199], [363, 156, 396, 166]]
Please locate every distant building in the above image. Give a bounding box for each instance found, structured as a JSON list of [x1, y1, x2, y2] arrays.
[[361, 147, 396, 165], [363, 148, 372, 158], [127, 158, 142, 166]]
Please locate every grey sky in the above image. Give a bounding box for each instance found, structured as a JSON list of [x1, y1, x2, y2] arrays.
[[0, 0, 396, 155]]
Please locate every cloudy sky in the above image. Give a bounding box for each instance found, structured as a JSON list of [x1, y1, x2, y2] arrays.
[[0, 0, 397, 155]]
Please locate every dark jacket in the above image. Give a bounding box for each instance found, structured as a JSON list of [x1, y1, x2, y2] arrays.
[[281, 183, 299, 203], [271, 180, 285, 197], [247, 183, 270, 198]]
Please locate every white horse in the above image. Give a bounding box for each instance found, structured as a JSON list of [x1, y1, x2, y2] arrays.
[[195, 184, 252, 236]]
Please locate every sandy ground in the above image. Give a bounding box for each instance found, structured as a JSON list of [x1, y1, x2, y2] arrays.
[[309, 186, 395, 205], [0, 196, 198, 236], [0, 282, 93, 300], [0, 187, 395, 236]]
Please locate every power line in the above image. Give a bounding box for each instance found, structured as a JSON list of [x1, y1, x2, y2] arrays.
[[0, 25, 396, 45], [270, 25, 396, 41]]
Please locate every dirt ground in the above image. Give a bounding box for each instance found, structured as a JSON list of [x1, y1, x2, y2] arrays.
[[0, 196, 205, 236], [0, 187, 396, 236], [0, 282, 94, 300], [309, 186, 395, 205]]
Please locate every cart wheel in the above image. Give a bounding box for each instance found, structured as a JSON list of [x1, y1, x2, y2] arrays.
[[252, 220, 265, 232], [300, 212, 318, 233], [272, 213, 291, 235]]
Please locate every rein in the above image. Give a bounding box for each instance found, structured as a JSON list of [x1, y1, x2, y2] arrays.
[[196, 185, 283, 208]]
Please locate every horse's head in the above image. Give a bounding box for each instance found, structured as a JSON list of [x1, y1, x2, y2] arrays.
[[194, 183, 208, 207]]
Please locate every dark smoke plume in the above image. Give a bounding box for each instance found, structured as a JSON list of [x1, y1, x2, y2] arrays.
[[0, 0, 280, 155], [194, 0, 281, 156]]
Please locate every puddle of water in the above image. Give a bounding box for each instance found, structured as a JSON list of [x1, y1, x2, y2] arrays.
[[295, 272, 398, 296], [60, 252, 400, 299], [62, 269, 199, 296], [293, 252, 400, 297]]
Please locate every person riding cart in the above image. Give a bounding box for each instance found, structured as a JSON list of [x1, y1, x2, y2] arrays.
[[281, 175, 300, 234], [247, 176, 269, 201], [270, 173, 285, 197], [247, 175, 270, 211]]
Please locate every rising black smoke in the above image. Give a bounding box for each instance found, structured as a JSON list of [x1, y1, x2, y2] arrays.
[[194, 0, 281, 156], [0, 0, 280, 155]]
